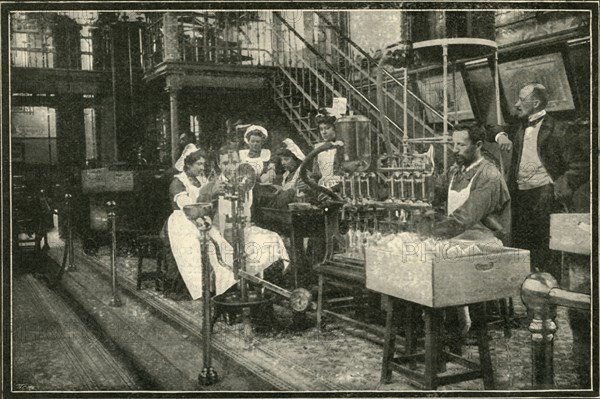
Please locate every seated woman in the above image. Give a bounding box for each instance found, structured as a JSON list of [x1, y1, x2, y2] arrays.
[[238, 125, 276, 184], [254, 138, 312, 209], [163, 149, 237, 300], [198, 144, 290, 285]]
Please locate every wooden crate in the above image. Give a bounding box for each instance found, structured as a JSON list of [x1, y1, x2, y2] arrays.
[[365, 245, 530, 308], [550, 213, 591, 255]]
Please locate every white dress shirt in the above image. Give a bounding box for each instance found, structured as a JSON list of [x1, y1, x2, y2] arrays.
[[516, 110, 553, 190]]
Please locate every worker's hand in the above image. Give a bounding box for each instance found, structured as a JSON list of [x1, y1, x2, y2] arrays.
[[212, 180, 225, 196], [496, 133, 513, 152], [295, 179, 308, 192]]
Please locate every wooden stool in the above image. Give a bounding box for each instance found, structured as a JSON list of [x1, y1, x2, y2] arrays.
[[135, 234, 165, 291], [380, 295, 495, 390]]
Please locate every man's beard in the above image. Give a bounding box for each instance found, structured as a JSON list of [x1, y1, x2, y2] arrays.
[[455, 156, 466, 166]]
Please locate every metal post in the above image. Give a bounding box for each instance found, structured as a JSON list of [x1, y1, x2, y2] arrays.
[[137, 17, 144, 72], [107, 200, 122, 307], [452, 61, 458, 125], [493, 51, 504, 175], [198, 213, 219, 386], [65, 193, 75, 272], [167, 80, 181, 165], [442, 44, 449, 174], [54, 193, 73, 284], [403, 68, 408, 154], [493, 51, 502, 127], [110, 25, 119, 162]]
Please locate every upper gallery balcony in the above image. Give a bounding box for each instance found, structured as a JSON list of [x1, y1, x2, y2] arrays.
[[141, 12, 275, 88]]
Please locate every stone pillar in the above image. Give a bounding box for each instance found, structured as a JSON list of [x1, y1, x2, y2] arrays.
[[166, 75, 182, 165], [163, 12, 181, 62]]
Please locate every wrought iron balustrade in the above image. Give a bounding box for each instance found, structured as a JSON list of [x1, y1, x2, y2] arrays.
[[142, 12, 272, 72]]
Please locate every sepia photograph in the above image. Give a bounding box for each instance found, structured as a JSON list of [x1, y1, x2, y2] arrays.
[[2, 1, 597, 397]]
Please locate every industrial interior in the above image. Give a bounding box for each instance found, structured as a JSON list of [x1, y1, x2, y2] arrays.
[[8, 5, 595, 394]]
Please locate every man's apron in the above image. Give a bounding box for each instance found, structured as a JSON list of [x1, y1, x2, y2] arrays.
[[447, 170, 479, 335]]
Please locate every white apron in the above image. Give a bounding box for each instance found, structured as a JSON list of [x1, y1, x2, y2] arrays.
[[447, 168, 505, 335], [167, 173, 237, 299], [216, 185, 290, 277], [448, 169, 502, 243], [447, 171, 477, 216], [239, 149, 271, 177], [316, 143, 342, 188]]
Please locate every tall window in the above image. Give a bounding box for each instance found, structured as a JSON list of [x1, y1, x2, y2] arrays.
[[83, 106, 98, 161], [11, 13, 54, 68], [190, 115, 201, 137], [80, 25, 94, 70]]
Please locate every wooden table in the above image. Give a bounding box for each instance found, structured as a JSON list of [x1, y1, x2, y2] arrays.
[[253, 206, 335, 287], [366, 245, 531, 389]]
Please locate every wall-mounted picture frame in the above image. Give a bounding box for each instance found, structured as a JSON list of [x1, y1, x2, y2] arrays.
[[499, 52, 575, 112], [416, 72, 475, 123]]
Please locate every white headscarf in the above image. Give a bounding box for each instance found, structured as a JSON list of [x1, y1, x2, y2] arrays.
[[282, 138, 305, 161], [244, 125, 268, 144], [174, 143, 198, 172]]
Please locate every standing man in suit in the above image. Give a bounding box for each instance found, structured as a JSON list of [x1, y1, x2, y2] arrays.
[[490, 82, 589, 280]]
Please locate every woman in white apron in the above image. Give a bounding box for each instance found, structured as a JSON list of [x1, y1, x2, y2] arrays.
[[166, 149, 237, 300], [198, 145, 290, 289], [238, 125, 276, 184], [314, 113, 345, 189]]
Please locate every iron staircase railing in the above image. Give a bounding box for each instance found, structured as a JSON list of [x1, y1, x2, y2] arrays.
[[314, 12, 450, 138], [270, 11, 404, 150]]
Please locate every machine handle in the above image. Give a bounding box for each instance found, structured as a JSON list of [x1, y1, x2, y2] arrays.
[[298, 142, 344, 202]]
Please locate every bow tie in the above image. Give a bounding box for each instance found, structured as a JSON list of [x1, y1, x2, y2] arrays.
[[525, 116, 544, 128]]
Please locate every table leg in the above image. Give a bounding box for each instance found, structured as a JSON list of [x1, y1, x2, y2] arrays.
[[424, 307, 442, 390], [380, 295, 396, 384], [473, 302, 495, 389], [316, 274, 324, 333], [290, 230, 299, 288], [405, 302, 418, 370]]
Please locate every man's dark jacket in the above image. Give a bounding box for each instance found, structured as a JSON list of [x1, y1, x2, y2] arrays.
[[487, 114, 589, 195]]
